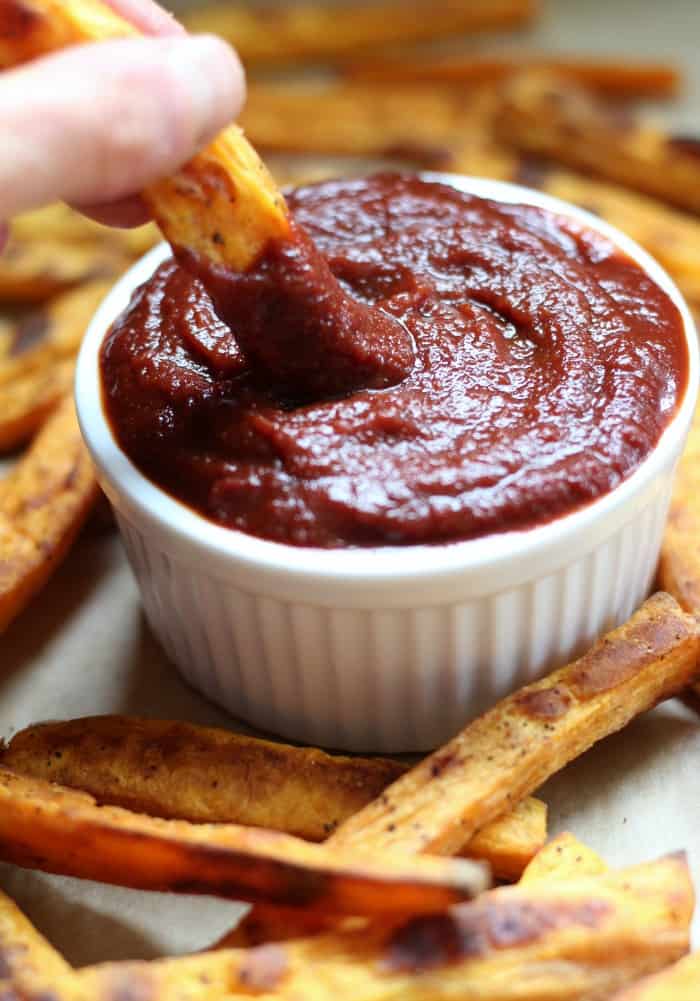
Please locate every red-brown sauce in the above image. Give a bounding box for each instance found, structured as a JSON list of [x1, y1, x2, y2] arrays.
[[101, 174, 687, 548]]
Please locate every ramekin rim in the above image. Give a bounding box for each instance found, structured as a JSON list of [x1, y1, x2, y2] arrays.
[[75, 173, 699, 584]]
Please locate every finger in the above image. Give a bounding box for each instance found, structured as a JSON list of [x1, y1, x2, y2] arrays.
[[0, 35, 245, 219], [102, 0, 185, 36], [73, 194, 152, 228], [73, 0, 185, 231], [59, 0, 185, 230]]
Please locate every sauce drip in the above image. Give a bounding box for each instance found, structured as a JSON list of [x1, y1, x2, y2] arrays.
[[181, 222, 414, 401]]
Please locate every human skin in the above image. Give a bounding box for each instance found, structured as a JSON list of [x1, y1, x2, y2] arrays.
[[0, 0, 245, 248]]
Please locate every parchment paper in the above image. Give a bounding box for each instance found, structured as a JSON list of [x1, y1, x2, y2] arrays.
[[2, 0, 700, 968]]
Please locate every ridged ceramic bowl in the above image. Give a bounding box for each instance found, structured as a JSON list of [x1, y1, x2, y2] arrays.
[[75, 175, 699, 752]]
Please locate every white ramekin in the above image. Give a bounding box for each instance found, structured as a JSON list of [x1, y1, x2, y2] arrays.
[[75, 175, 699, 753]]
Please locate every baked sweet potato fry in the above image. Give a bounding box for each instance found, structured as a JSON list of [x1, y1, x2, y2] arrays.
[[0, 396, 99, 633], [613, 951, 700, 999], [0, 318, 13, 358], [0, 715, 407, 842], [240, 82, 494, 161], [346, 54, 680, 99], [0, 357, 75, 453], [233, 592, 697, 946], [658, 403, 700, 617], [0, 0, 290, 272], [465, 794, 547, 879], [8, 202, 155, 255], [220, 800, 546, 946], [0, 280, 111, 450], [520, 833, 608, 884], [496, 71, 700, 215], [330, 593, 700, 855], [75, 855, 692, 1001], [657, 405, 700, 699], [0, 715, 546, 879], [0, 237, 124, 304], [0, 205, 156, 304], [185, 0, 537, 67], [0, 767, 488, 915], [223, 798, 544, 945], [0, 886, 73, 994]]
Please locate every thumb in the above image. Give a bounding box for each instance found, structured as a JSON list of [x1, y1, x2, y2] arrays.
[[0, 34, 245, 219]]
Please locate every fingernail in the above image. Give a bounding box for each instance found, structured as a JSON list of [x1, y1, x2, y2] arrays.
[[165, 35, 245, 150]]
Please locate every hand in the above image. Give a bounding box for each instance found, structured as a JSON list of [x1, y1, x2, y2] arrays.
[[0, 0, 244, 247]]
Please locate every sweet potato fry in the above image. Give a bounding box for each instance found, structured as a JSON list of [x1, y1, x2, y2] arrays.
[[8, 202, 155, 255], [0, 396, 99, 632], [0, 767, 488, 915], [658, 403, 700, 617], [495, 71, 700, 215], [657, 405, 700, 700], [0, 318, 13, 358], [215, 904, 342, 949], [465, 795, 547, 880], [520, 833, 608, 884], [613, 951, 700, 999], [681, 686, 700, 716], [0, 237, 126, 304], [0, 280, 111, 450], [232, 593, 697, 946], [0, 0, 291, 272], [0, 886, 73, 994], [241, 82, 495, 160], [222, 798, 543, 945], [0, 715, 546, 879], [219, 801, 546, 946], [0, 715, 407, 842], [330, 593, 700, 856], [0, 204, 157, 304], [184, 0, 537, 67], [76, 855, 692, 1001], [346, 54, 680, 99], [0, 356, 76, 452], [448, 144, 700, 316]]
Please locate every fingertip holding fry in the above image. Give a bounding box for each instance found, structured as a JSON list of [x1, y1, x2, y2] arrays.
[[71, 193, 152, 229], [0, 34, 247, 215], [142, 32, 245, 157], [0, 0, 289, 272]]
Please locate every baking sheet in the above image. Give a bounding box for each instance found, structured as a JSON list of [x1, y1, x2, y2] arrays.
[[2, 0, 700, 967]]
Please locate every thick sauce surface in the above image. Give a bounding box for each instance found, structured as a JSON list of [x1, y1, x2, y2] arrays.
[[101, 174, 687, 548]]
